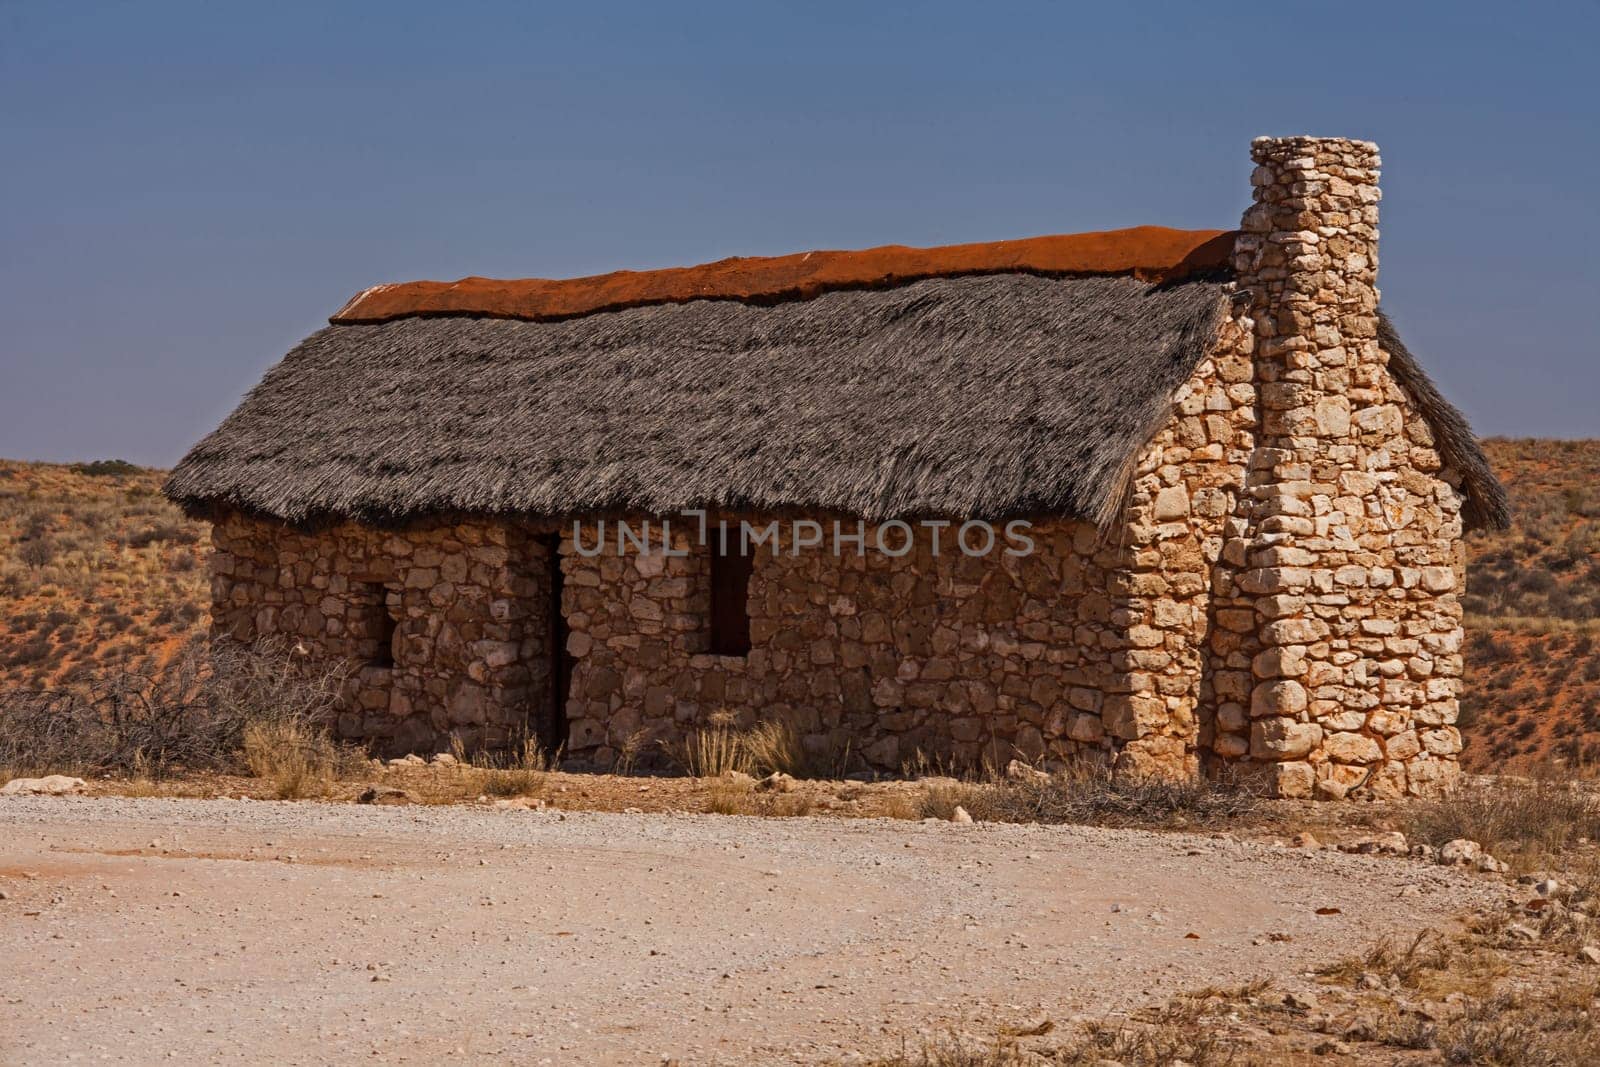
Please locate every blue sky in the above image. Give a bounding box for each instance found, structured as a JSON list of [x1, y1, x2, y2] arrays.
[[3, 1, 1597, 464]]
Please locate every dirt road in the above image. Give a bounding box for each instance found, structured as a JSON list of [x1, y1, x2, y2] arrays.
[[0, 797, 1496, 1064]]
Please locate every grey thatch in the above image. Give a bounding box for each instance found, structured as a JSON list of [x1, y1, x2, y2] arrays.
[[165, 272, 1506, 530], [1378, 312, 1511, 530]]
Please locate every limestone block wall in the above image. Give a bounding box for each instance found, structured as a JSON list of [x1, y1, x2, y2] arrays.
[[1216, 135, 1466, 798], [209, 514, 554, 755], [558, 518, 1190, 774], [1108, 311, 1258, 781]]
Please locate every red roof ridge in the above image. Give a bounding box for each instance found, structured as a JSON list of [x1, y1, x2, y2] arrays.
[[330, 225, 1237, 326]]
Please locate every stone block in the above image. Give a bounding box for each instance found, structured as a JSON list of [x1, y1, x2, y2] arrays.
[[1250, 718, 1322, 759]]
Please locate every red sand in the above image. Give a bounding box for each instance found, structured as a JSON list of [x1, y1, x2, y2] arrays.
[[331, 226, 1236, 325]]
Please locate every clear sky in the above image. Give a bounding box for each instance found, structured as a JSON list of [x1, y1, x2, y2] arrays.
[[3, 1, 1597, 465]]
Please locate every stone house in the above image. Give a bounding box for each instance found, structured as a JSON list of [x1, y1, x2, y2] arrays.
[[166, 136, 1508, 798]]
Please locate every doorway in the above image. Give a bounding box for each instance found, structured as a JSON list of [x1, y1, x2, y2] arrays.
[[538, 534, 572, 757]]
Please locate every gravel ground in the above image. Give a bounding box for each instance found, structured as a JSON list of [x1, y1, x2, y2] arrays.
[[0, 796, 1498, 1064]]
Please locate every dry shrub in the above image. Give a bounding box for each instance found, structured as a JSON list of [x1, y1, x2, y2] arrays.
[[243, 718, 357, 799], [743, 718, 853, 780], [0, 636, 347, 780], [869, 1035, 1030, 1066], [1403, 774, 1600, 866], [448, 733, 554, 798], [662, 715, 855, 780], [1432, 983, 1600, 1066], [611, 727, 650, 777], [1318, 928, 1506, 999], [664, 714, 752, 777], [872, 1019, 1247, 1066], [697, 776, 817, 817], [703, 776, 755, 814], [919, 762, 1261, 829]]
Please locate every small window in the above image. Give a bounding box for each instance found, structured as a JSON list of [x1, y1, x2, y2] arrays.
[[363, 583, 399, 668], [708, 540, 753, 656]]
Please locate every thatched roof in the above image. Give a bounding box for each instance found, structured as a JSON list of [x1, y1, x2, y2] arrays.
[[1378, 313, 1510, 530], [166, 247, 1507, 532], [169, 273, 1232, 527]]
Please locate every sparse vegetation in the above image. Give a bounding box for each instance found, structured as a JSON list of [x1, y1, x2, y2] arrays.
[[662, 713, 854, 780], [451, 733, 555, 797], [0, 460, 209, 691], [1402, 773, 1600, 869], [0, 636, 348, 782], [243, 716, 363, 799], [1462, 439, 1600, 770], [917, 761, 1262, 830]]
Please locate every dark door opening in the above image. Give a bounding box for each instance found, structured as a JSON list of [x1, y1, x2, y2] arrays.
[[539, 534, 572, 757]]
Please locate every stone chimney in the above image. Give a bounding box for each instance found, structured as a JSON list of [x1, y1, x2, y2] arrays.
[[1220, 137, 1464, 799]]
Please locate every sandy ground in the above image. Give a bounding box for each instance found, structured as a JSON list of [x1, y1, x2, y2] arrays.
[[0, 797, 1498, 1065]]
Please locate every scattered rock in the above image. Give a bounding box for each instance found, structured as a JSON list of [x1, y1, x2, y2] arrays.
[[1580, 945, 1600, 965], [950, 806, 974, 825], [1409, 844, 1437, 862], [1476, 854, 1508, 874], [1535, 878, 1562, 898], [430, 753, 458, 767], [386, 754, 426, 768], [356, 786, 412, 805], [1290, 831, 1321, 849], [1283, 990, 1319, 1011], [1506, 923, 1540, 942], [0, 775, 88, 796], [492, 797, 547, 811], [1003, 759, 1049, 783], [755, 772, 795, 794], [1438, 839, 1482, 866], [1342, 832, 1407, 855]]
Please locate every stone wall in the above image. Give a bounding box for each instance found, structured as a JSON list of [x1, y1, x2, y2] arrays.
[[210, 515, 555, 756], [1217, 135, 1466, 798], [559, 519, 1158, 773]]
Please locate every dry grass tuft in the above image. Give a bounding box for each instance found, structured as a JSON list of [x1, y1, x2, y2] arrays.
[[1318, 927, 1507, 999], [1431, 982, 1600, 1066], [917, 762, 1262, 830], [743, 718, 853, 780], [1403, 774, 1600, 870], [665, 715, 752, 778], [242, 718, 361, 800], [662, 714, 853, 781], [449, 733, 555, 798]]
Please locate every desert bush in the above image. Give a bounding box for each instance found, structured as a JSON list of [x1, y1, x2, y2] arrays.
[[743, 718, 854, 780], [70, 459, 140, 477], [664, 713, 752, 777], [124, 522, 200, 549], [243, 717, 356, 799], [1404, 775, 1600, 866], [1432, 984, 1600, 1066], [17, 537, 56, 572], [0, 637, 347, 780], [447, 732, 554, 797], [610, 727, 651, 776], [918, 762, 1261, 829]]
